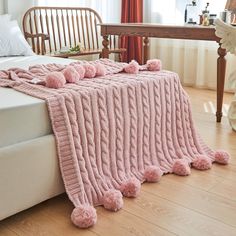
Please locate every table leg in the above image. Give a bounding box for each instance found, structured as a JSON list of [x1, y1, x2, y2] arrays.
[[143, 37, 150, 64], [101, 35, 110, 59], [216, 45, 227, 123]]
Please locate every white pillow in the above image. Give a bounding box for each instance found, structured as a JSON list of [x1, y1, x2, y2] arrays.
[[0, 20, 34, 56]]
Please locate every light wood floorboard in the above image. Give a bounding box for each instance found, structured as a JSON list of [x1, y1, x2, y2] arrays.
[[0, 87, 235, 236]]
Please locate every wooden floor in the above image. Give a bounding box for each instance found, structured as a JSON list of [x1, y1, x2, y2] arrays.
[[1, 87, 236, 236]]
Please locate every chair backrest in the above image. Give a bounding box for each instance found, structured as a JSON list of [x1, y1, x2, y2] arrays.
[[23, 7, 104, 54]]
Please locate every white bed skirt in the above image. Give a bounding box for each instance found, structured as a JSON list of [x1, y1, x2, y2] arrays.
[[0, 135, 64, 220]]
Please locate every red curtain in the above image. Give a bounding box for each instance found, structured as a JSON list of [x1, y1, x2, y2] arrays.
[[121, 0, 143, 64]]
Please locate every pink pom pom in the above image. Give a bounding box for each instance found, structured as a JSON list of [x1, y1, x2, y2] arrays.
[[172, 159, 191, 176], [63, 66, 80, 83], [95, 63, 106, 76], [83, 64, 96, 78], [71, 205, 97, 228], [144, 166, 163, 183], [74, 65, 85, 79], [120, 177, 141, 198], [214, 150, 230, 165], [146, 59, 162, 71], [45, 72, 66, 89], [124, 60, 139, 74], [192, 155, 212, 170], [103, 189, 123, 212]]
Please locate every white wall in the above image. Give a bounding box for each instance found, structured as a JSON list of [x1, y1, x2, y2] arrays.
[[5, 0, 34, 23], [0, 0, 4, 14]]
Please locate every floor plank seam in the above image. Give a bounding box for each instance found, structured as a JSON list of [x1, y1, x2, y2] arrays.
[[142, 188, 236, 229], [121, 207, 178, 236]]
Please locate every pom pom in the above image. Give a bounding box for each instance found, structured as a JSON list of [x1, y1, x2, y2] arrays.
[[103, 189, 123, 212], [83, 64, 96, 78], [95, 63, 106, 76], [45, 72, 66, 89], [74, 65, 85, 79], [63, 66, 80, 83], [120, 177, 141, 198], [172, 159, 191, 176], [192, 155, 212, 170], [146, 59, 162, 71], [144, 165, 163, 183], [214, 150, 230, 165], [71, 205, 97, 228], [124, 60, 139, 74]]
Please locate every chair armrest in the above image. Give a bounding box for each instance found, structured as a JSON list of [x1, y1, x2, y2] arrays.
[[24, 32, 50, 55], [24, 32, 50, 40]]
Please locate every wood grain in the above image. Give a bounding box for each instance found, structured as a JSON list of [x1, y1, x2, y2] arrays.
[[95, 207, 174, 236], [142, 178, 236, 227], [124, 191, 236, 236], [0, 87, 235, 236]]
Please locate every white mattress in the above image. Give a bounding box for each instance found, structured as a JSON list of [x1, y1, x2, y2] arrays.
[[0, 56, 75, 220], [0, 55, 75, 70], [0, 55, 75, 147], [0, 135, 64, 220]]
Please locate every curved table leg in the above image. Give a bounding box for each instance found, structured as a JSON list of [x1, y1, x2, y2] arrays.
[[216, 45, 227, 123], [101, 35, 110, 59]]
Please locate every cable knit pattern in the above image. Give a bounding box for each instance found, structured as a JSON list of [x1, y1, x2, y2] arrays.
[[0, 59, 227, 226], [127, 84, 139, 177], [141, 81, 151, 168], [113, 86, 125, 180]]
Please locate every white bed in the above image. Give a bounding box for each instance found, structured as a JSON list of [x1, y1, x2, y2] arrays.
[[0, 55, 75, 220]]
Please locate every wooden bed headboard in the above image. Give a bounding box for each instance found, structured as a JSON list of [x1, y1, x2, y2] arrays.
[[22, 6, 124, 57]]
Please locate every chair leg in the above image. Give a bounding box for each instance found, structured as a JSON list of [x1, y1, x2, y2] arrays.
[[119, 53, 123, 62]]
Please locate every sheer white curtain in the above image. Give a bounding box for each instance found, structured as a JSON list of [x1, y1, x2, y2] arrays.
[[37, 0, 121, 23], [4, 0, 121, 30], [144, 0, 236, 91]]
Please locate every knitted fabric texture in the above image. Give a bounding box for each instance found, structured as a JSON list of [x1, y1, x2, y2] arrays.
[[0, 59, 226, 227]]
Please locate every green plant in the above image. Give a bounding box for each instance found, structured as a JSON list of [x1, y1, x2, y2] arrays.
[[70, 45, 80, 52]]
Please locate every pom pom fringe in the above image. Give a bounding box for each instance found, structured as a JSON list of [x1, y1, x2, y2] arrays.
[[83, 64, 96, 78], [144, 166, 163, 182], [146, 59, 162, 71], [214, 150, 230, 165], [172, 159, 191, 176], [103, 189, 123, 211], [192, 155, 212, 170], [63, 66, 80, 83], [71, 205, 97, 228], [120, 177, 141, 198], [95, 63, 106, 76], [45, 72, 66, 89], [124, 60, 139, 74], [74, 65, 85, 79], [124, 59, 162, 74]]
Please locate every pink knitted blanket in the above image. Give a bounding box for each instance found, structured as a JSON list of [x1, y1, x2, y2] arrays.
[[0, 59, 229, 228]]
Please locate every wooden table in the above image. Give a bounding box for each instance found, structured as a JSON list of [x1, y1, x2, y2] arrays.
[[100, 23, 226, 123]]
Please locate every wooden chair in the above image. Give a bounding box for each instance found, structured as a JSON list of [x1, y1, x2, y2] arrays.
[[22, 7, 126, 59]]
